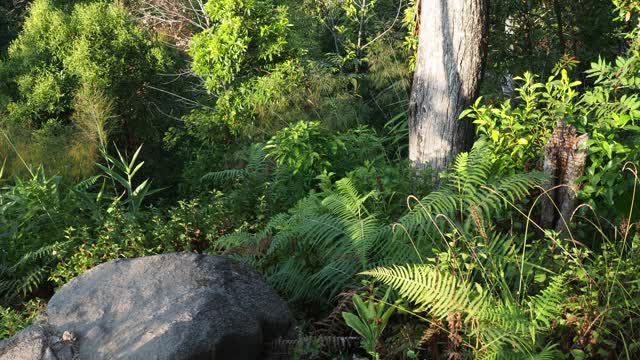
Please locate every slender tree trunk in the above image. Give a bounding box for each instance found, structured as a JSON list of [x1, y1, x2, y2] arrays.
[[408, 0, 488, 172], [553, 0, 566, 55]]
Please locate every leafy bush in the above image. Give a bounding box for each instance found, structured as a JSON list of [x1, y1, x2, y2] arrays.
[[579, 53, 640, 220], [1, 0, 169, 128], [0, 169, 83, 299], [462, 70, 581, 173], [0, 299, 44, 340], [198, 121, 390, 224], [0, 0, 178, 181], [1, 145, 180, 302], [342, 288, 396, 360], [463, 58, 640, 224], [189, 0, 304, 136], [265, 121, 385, 179]]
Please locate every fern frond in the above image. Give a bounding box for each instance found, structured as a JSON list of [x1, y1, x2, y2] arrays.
[[0, 265, 50, 298], [410, 188, 458, 217], [9, 240, 68, 270], [269, 257, 322, 301], [200, 169, 247, 183], [527, 274, 566, 329], [245, 143, 268, 171], [450, 146, 492, 198], [364, 263, 567, 358], [73, 175, 102, 192], [322, 178, 379, 254], [362, 264, 488, 319]]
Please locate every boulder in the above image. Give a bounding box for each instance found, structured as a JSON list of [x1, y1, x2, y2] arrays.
[[0, 253, 293, 360], [0, 325, 76, 360]]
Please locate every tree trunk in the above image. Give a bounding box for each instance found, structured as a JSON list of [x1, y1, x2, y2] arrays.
[[553, 0, 566, 55], [408, 0, 487, 172], [540, 119, 589, 238]]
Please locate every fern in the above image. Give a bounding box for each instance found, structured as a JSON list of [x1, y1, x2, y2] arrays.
[[200, 169, 247, 184], [364, 264, 566, 358], [321, 178, 379, 265], [219, 143, 546, 307], [201, 144, 268, 184], [0, 239, 71, 299], [268, 335, 360, 357], [527, 274, 566, 330], [402, 143, 545, 231], [73, 175, 101, 192], [362, 265, 487, 319]]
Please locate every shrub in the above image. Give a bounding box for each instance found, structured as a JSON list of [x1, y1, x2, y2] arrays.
[[0, 299, 45, 340]]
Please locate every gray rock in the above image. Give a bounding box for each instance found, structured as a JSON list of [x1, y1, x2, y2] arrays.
[[0, 324, 75, 360], [1, 253, 293, 360], [0, 325, 49, 360]]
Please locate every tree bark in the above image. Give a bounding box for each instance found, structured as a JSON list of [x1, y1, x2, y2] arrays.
[[553, 0, 566, 55], [540, 119, 589, 238], [408, 0, 487, 172]]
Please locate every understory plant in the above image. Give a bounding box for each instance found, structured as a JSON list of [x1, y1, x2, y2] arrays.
[[364, 266, 566, 359], [0, 299, 44, 339], [463, 53, 640, 231], [342, 287, 397, 360], [216, 143, 545, 308], [0, 144, 227, 304]]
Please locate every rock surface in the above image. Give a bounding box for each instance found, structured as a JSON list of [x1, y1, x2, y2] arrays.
[[0, 253, 293, 360], [0, 325, 76, 360]]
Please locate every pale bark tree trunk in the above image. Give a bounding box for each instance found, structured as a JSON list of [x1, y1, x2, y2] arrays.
[[408, 0, 487, 172]]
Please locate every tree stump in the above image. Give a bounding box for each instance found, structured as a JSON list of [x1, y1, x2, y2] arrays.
[[540, 119, 589, 237]]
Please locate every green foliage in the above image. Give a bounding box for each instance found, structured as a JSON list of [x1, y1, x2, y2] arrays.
[[462, 70, 582, 173], [398, 143, 545, 239], [217, 175, 383, 303], [265, 121, 341, 175], [464, 57, 640, 223], [47, 216, 149, 288], [0, 299, 44, 340], [163, 108, 244, 194], [342, 288, 397, 359], [197, 142, 298, 225], [147, 193, 231, 253], [49, 191, 232, 287], [189, 0, 303, 136], [365, 264, 566, 359], [345, 158, 431, 219], [265, 121, 384, 177], [1, 0, 169, 128], [217, 144, 543, 306], [400, 0, 418, 69], [484, 0, 618, 89], [197, 122, 389, 224], [171, 0, 413, 188], [613, 0, 640, 43], [192, 0, 293, 91], [97, 145, 163, 214], [308, 0, 412, 74], [0, 169, 78, 299], [0, 84, 115, 181], [0, 0, 179, 182], [1, 145, 167, 302], [553, 200, 640, 358], [579, 53, 640, 220]]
